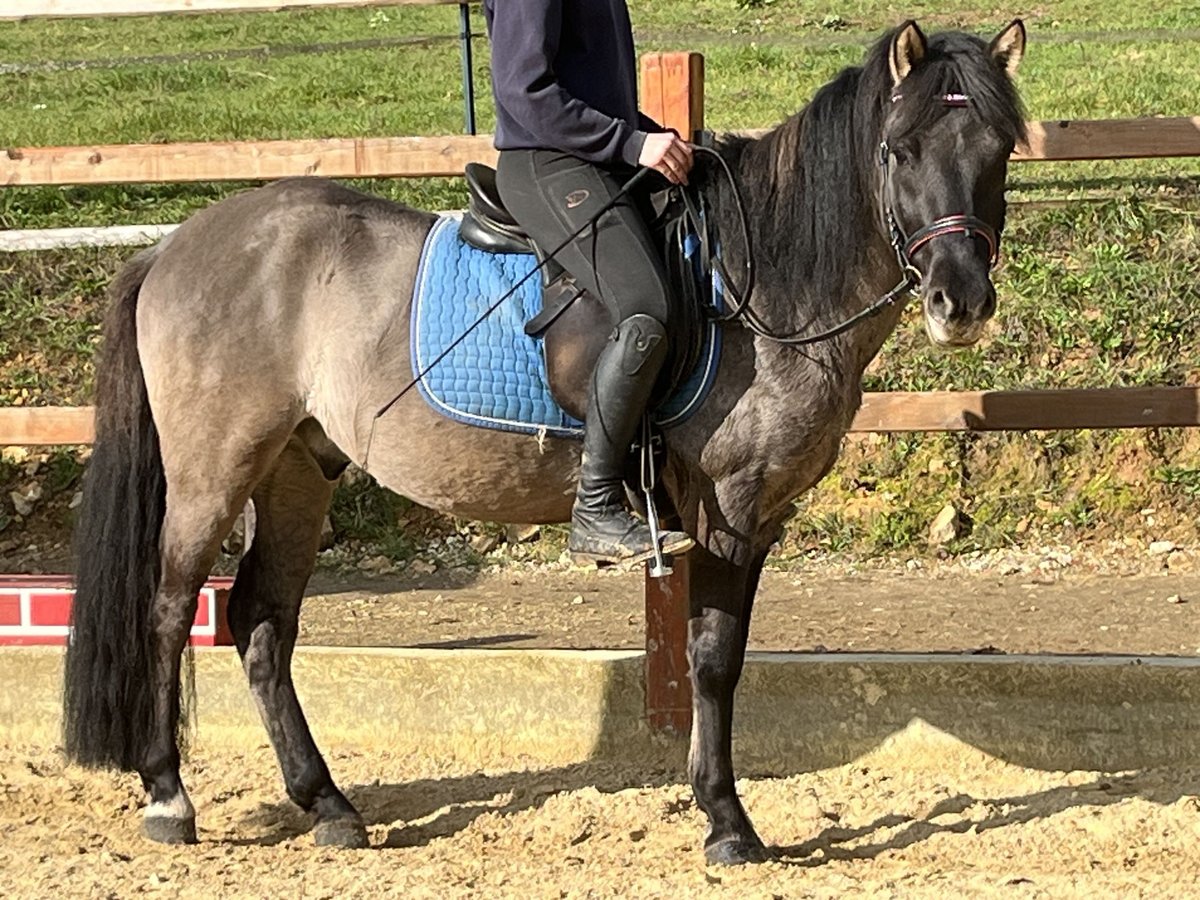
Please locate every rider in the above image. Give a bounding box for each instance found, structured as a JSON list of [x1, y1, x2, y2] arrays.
[[483, 0, 697, 565]]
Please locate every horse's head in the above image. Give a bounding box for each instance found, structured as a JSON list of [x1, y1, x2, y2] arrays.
[[880, 19, 1026, 347]]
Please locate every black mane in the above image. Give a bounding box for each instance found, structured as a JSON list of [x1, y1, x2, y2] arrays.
[[706, 25, 1026, 315]]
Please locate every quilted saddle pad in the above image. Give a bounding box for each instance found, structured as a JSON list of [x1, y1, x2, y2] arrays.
[[410, 213, 721, 438]]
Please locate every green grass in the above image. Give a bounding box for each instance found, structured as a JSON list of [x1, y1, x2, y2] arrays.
[[1, 1, 1199, 559], [868, 199, 1200, 393], [6, 31, 1200, 143], [632, 0, 1200, 34], [0, 249, 108, 406], [3, 1, 1194, 67], [3, 6, 1199, 230], [0, 5, 462, 64]]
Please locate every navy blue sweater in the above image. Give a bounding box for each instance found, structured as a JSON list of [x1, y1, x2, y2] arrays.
[[483, 0, 659, 166]]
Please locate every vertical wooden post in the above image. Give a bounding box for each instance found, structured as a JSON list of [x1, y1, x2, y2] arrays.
[[643, 556, 693, 734], [640, 51, 705, 141], [212, 585, 235, 647], [639, 51, 703, 735]]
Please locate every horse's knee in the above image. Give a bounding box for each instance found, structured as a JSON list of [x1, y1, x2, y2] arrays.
[[239, 619, 287, 686], [689, 627, 742, 697]]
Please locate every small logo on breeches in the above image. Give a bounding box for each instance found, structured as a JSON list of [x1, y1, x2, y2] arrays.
[[565, 189, 590, 209]]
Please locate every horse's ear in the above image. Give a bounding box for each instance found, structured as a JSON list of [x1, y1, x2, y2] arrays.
[[990, 19, 1026, 78], [889, 20, 928, 86]]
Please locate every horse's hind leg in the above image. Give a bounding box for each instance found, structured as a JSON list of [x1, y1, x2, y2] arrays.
[[141, 427, 293, 844], [226, 425, 367, 848]]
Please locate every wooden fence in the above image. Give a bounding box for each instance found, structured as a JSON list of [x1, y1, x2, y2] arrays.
[[3, 1, 1199, 732], [5, 118, 1200, 187]]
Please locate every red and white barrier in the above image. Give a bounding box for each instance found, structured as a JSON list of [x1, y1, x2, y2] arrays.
[[0, 576, 233, 646]]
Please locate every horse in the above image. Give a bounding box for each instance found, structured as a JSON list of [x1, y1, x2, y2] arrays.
[[62, 19, 1027, 864]]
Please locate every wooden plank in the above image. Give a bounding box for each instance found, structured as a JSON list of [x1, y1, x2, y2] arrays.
[[0, 0, 470, 20], [1014, 116, 1200, 162], [0, 408, 95, 446], [850, 387, 1200, 432], [640, 51, 705, 141], [4, 389, 1197, 447], [5, 116, 1197, 188], [0, 224, 178, 251], [1, 135, 498, 186], [737, 116, 1200, 161], [640, 51, 704, 736]]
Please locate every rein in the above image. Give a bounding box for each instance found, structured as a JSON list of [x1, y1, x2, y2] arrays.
[[695, 91, 1001, 347]]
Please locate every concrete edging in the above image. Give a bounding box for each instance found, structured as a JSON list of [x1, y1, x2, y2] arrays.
[[3, 647, 1199, 772]]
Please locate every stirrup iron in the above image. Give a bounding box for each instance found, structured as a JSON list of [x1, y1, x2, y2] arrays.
[[640, 418, 671, 579]]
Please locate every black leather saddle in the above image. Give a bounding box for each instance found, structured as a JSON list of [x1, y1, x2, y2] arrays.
[[459, 163, 569, 303], [459, 162, 536, 255]]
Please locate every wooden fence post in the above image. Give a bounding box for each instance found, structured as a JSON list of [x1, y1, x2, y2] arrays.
[[640, 51, 705, 142], [639, 51, 703, 735]]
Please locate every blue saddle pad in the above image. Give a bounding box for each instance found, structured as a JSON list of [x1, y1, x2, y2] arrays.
[[411, 214, 721, 438]]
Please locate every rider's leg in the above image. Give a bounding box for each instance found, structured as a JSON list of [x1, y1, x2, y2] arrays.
[[569, 311, 694, 562], [496, 150, 694, 563]]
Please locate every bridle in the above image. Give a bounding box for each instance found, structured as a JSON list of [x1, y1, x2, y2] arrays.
[[881, 92, 1001, 285], [703, 91, 1002, 347]]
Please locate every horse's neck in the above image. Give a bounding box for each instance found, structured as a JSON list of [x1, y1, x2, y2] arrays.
[[750, 243, 910, 393], [833, 241, 913, 372], [733, 202, 908, 378]]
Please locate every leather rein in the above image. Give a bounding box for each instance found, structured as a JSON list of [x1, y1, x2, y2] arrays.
[[696, 92, 1000, 347]]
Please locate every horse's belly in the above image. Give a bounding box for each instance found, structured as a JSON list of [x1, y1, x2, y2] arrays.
[[363, 397, 581, 525]]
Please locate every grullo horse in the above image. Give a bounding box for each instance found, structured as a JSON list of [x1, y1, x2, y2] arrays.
[[64, 20, 1026, 864]]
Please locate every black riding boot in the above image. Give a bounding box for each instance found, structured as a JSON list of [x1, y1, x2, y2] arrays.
[[569, 314, 695, 565]]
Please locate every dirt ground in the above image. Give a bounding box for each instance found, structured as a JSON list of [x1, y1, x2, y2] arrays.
[[299, 563, 1200, 656], [4, 733, 1200, 898], [5, 558, 1200, 896]]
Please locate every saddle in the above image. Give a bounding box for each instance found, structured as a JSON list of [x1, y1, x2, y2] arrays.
[[457, 162, 709, 422]]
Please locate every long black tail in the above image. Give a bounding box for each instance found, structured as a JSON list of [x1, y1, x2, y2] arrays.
[[63, 245, 167, 770]]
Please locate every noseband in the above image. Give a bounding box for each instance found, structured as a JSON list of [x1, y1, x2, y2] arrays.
[[881, 92, 1001, 285]]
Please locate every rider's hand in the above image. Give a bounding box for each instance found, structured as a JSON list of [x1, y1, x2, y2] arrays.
[[638, 132, 694, 185]]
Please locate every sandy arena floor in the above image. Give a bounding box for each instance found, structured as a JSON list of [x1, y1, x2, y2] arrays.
[[3, 734, 1200, 898], [4, 564, 1200, 896], [298, 566, 1200, 655]]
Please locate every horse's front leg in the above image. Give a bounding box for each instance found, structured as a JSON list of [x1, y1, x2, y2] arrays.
[[687, 545, 769, 865]]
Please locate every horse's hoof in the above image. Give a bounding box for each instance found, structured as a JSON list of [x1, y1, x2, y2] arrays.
[[705, 836, 769, 866], [313, 817, 370, 849], [144, 816, 198, 845]]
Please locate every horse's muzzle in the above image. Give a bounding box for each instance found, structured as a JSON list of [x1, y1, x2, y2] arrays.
[[921, 280, 997, 347]]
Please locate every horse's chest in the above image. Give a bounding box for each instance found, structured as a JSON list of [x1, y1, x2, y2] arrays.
[[755, 370, 862, 499]]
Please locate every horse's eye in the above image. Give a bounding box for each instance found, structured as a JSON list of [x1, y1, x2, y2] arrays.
[[890, 147, 910, 165]]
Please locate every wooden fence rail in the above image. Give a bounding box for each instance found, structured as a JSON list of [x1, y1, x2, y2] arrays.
[[6, 117, 1200, 187], [2, 136, 498, 186], [6, 387, 1199, 447]]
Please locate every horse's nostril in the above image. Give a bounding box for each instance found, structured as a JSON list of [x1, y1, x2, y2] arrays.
[[981, 286, 997, 319], [927, 289, 955, 323]]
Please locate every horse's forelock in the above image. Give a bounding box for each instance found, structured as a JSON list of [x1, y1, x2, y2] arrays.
[[877, 29, 1027, 147]]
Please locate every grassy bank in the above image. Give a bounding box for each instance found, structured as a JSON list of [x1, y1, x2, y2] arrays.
[[1, 2, 1198, 566]]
